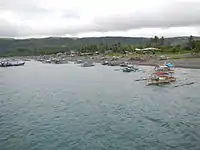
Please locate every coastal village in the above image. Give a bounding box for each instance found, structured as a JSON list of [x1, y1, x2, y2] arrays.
[[0, 47, 196, 87]]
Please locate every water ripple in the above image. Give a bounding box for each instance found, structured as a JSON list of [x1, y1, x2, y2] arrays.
[[1, 62, 200, 150]]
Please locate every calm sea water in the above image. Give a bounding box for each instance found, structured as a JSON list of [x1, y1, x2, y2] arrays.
[[0, 61, 200, 150]]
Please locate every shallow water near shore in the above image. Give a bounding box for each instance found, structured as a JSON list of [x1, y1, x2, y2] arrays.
[[0, 61, 200, 150]]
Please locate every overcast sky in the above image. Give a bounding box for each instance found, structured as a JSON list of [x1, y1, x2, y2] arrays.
[[0, 0, 200, 38]]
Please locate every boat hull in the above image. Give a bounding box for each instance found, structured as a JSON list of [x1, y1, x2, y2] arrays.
[[147, 77, 176, 86], [0, 61, 25, 67]]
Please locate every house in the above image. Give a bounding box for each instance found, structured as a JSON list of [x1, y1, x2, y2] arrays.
[[70, 50, 76, 54], [56, 52, 63, 56], [135, 47, 161, 54], [105, 50, 113, 54], [95, 51, 99, 55]]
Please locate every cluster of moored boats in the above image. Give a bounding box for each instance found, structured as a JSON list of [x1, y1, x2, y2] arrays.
[[147, 62, 176, 85], [101, 61, 141, 72], [77, 60, 177, 85], [120, 62, 141, 72], [0, 58, 194, 87]]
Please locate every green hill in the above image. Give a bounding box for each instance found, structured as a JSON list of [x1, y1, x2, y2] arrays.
[[0, 36, 199, 56]]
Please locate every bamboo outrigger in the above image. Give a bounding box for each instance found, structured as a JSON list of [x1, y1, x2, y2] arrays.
[[147, 74, 176, 85], [147, 62, 176, 86]]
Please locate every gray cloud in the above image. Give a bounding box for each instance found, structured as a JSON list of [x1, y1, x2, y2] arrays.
[[0, 0, 80, 37], [62, 10, 80, 19], [0, 17, 67, 37], [91, 1, 200, 32], [56, 1, 200, 35], [0, 0, 200, 37], [0, 0, 48, 18], [0, 19, 37, 37], [0, 19, 19, 37], [0, 0, 80, 19]]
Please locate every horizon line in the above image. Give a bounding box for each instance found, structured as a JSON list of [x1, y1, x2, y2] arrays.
[[0, 35, 198, 40]]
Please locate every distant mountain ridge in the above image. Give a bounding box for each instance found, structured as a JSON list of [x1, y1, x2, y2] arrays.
[[0, 36, 200, 53]]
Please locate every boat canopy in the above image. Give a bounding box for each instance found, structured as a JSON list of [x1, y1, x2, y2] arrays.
[[165, 63, 174, 67], [155, 72, 165, 76]]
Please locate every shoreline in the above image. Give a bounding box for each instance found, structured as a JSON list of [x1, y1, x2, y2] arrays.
[[137, 62, 200, 69], [2, 54, 200, 69], [136, 58, 200, 69]]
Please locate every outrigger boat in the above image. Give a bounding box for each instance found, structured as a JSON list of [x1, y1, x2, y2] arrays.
[[122, 64, 140, 72], [147, 62, 176, 86], [147, 72, 176, 85], [154, 62, 175, 73]]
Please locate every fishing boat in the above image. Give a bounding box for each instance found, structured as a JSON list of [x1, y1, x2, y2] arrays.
[[120, 62, 129, 67], [0, 61, 25, 67], [122, 67, 132, 72], [81, 61, 94, 67], [154, 62, 175, 73], [154, 65, 174, 73], [74, 59, 83, 64], [122, 65, 140, 72], [108, 61, 118, 66], [101, 60, 109, 65], [147, 71, 176, 85]]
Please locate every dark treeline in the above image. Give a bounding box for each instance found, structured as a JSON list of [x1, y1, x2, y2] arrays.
[[0, 36, 200, 56], [72, 36, 200, 54]]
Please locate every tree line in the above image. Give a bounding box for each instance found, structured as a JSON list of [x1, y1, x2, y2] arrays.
[[0, 36, 200, 56], [80, 36, 200, 54]]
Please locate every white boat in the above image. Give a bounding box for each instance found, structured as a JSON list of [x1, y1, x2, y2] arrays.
[[81, 61, 94, 67], [0, 61, 25, 67]]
